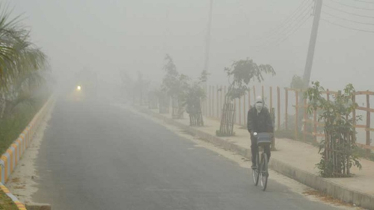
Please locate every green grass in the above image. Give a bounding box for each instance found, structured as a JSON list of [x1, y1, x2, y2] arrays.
[[0, 95, 49, 209], [0, 189, 18, 210], [0, 88, 50, 209], [0, 107, 35, 154], [0, 95, 48, 154]]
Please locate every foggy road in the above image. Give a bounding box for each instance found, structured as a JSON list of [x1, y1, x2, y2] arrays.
[[33, 98, 342, 210]]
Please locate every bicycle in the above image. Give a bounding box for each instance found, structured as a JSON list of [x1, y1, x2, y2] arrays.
[[252, 132, 272, 191]]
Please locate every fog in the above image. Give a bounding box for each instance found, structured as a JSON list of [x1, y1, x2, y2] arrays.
[[3, 2, 374, 207], [11, 0, 374, 92]]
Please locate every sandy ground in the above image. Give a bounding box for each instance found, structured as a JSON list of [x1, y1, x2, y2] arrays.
[[5, 101, 55, 205], [120, 104, 365, 210]]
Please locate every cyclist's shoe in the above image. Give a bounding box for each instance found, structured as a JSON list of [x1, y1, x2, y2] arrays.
[[262, 171, 269, 177], [251, 164, 257, 170]]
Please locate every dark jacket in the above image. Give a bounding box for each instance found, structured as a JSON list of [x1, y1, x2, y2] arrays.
[[247, 106, 274, 134]]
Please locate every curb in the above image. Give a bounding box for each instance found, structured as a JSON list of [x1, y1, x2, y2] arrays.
[[0, 95, 55, 210], [137, 107, 374, 210], [0, 183, 26, 209], [25, 203, 51, 210]]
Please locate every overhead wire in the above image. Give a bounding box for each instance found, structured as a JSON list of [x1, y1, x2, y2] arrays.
[[328, 0, 374, 9], [251, 2, 314, 51], [322, 1, 374, 33], [250, 0, 314, 49], [349, 0, 374, 4], [322, 10, 374, 25], [254, 12, 313, 52], [231, 0, 374, 53], [350, 0, 374, 4], [246, 0, 312, 42], [321, 17, 374, 32], [323, 3, 374, 18]]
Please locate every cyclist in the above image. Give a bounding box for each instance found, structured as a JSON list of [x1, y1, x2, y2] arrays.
[[247, 96, 274, 169]]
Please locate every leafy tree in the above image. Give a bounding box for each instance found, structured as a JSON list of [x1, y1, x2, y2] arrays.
[[133, 71, 149, 105], [182, 71, 207, 126], [154, 87, 169, 114], [217, 58, 275, 136], [0, 6, 48, 119], [119, 70, 134, 100], [147, 89, 158, 109], [290, 74, 304, 90], [304, 82, 362, 177], [161, 54, 189, 119]]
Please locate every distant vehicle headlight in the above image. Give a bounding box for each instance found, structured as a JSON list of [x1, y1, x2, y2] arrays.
[[77, 86, 81, 91]]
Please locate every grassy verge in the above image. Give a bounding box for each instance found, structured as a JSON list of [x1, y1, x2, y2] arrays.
[[0, 94, 49, 209], [0, 96, 47, 154], [0, 106, 37, 155], [0, 91, 50, 155], [0, 189, 18, 210]]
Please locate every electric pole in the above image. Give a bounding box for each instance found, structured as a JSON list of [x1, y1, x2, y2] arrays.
[[163, 7, 170, 57], [203, 0, 213, 115], [297, 0, 323, 126], [203, 0, 213, 87], [302, 0, 323, 87]]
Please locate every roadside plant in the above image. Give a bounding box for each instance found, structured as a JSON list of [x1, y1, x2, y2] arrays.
[[304, 82, 362, 177], [161, 54, 189, 119], [216, 58, 275, 136], [182, 71, 207, 126]]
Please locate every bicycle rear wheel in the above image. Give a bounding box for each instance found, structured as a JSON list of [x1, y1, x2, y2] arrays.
[[260, 153, 268, 191], [252, 153, 260, 186]]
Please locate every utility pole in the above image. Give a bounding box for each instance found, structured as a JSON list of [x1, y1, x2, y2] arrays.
[[297, 0, 323, 127], [302, 0, 323, 87], [203, 0, 213, 87], [203, 0, 213, 115], [163, 8, 170, 57]]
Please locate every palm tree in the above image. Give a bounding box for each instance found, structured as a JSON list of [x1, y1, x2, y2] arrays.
[[0, 5, 48, 119]]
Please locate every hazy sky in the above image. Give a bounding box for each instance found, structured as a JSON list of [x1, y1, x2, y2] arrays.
[[11, 0, 374, 91]]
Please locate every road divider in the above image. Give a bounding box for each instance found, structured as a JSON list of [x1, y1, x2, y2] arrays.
[[0, 95, 55, 210]]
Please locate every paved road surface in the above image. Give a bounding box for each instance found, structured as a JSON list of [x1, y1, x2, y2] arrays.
[[33, 98, 343, 210]]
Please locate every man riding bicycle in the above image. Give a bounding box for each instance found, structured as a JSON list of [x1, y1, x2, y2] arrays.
[[247, 96, 274, 169]]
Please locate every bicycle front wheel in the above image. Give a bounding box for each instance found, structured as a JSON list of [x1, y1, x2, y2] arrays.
[[260, 153, 268, 191], [252, 153, 260, 186]]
